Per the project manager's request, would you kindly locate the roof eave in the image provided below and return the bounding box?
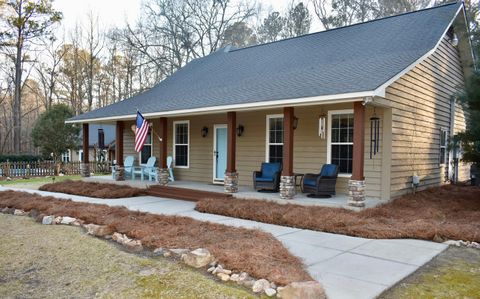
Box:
[65,90,377,124]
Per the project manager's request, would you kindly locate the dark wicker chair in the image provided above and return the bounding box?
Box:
[253,162,282,192]
[302,164,339,198]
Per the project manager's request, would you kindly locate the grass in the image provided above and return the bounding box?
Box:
[380,246,480,298]
[0,190,311,285]
[0,175,82,186]
[0,213,258,299]
[40,180,146,198]
[196,185,480,242]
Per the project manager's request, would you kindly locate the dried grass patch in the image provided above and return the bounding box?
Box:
[196,185,480,242]
[39,180,145,198]
[0,190,311,285]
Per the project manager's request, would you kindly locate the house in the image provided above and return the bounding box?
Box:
[66,2,475,206]
[61,124,116,163]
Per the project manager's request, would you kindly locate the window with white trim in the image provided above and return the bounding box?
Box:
[174,121,189,167]
[328,111,354,174]
[61,150,71,163]
[140,130,152,164]
[266,115,283,163]
[440,128,448,165]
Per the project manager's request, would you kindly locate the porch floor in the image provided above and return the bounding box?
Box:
[84,176,383,210]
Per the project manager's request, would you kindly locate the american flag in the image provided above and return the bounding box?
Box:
[134,111,149,152]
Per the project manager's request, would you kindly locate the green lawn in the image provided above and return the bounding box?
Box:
[0,214,257,299]
[380,246,480,298]
[0,175,82,187]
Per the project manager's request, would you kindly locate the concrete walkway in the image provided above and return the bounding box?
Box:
[0,186,447,299]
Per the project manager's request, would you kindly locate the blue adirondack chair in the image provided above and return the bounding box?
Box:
[111,156,134,179]
[142,156,158,182]
[167,156,174,182]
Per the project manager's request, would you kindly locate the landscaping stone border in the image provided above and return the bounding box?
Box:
[0,206,326,298]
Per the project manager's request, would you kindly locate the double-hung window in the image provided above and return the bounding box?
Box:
[140,130,152,164]
[328,110,354,174]
[439,128,448,165]
[61,150,71,163]
[174,121,189,167]
[266,115,283,163]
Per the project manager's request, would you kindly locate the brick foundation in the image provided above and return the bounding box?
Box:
[348,179,365,207]
[280,175,296,199]
[80,163,90,178]
[224,172,238,193]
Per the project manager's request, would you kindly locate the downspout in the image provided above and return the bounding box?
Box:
[448,97,457,183]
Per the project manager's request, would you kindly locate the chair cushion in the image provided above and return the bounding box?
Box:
[261,163,281,179]
[320,164,337,177]
[255,176,275,182]
[303,177,317,187]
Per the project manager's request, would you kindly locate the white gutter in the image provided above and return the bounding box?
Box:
[66,90,376,124]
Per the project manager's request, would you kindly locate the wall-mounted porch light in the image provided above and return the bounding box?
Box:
[201,126,209,137]
[293,117,299,130]
[236,125,245,137]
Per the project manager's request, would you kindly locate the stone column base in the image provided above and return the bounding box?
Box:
[80,163,90,177]
[280,175,295,199]
[348,180,365,207]
[114,167,125,181]
[158,168,169,186]
[224,172,238,193]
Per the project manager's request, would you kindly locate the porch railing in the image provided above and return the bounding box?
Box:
[0,161,112,178]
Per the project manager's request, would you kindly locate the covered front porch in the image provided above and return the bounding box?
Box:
[85,175,382,210]
[79,97,392,207]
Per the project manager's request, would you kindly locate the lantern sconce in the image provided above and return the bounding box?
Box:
[201,126,209,138]
[318,115,326,139]
[370,108,380,159]
[293,117,299,130]
[236,125,245,137]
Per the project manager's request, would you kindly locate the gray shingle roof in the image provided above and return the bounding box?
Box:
[69,2,461,122]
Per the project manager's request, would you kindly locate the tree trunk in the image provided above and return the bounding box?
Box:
[13,34,23,153]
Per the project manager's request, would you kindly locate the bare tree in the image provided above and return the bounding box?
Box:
[35,37,65,109]
[82,11,103,111]
[0,0,61,153]
[118,0,257,85]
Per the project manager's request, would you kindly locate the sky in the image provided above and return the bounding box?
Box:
[52,0,321,33]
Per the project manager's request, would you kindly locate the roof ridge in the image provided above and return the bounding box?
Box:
[230,1,461,53]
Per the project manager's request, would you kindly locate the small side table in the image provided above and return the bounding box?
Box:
[293,173,304,192]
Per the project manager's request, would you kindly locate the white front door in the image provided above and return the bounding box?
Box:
[213,125,227,182]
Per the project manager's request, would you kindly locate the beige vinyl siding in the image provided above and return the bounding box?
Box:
[386,37,467,198]
[123,121,138,163]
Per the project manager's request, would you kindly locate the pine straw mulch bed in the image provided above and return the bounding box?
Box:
[0,190,311,285]
[39,180,146,198]
[196,185,480,242]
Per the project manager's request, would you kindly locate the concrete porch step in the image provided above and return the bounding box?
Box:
[145,185,232,202]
